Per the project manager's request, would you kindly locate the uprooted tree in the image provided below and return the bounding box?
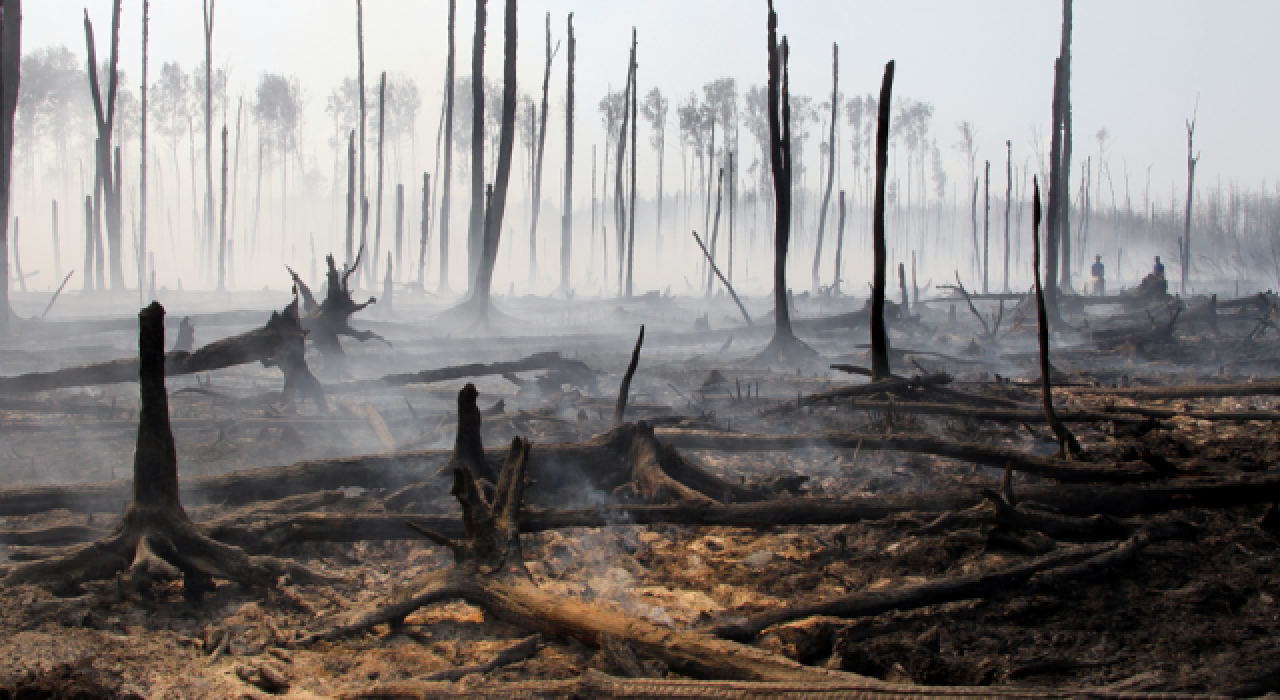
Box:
[291,250,387,370]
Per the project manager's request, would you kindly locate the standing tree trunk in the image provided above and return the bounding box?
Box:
[438,0,456,294]
[625,45,637,299]
[726,150,733,283]
[344,131,355,267]
[1044,57,1064,322]
[982,159,990,294]
[832,190,845,295]
[52,200,61,281]
[1183,105,1198,296]
[373,71,386,285]
[558,12,574,296]
[356,0,367,276]
[528,12,557,290]
[84,1,124,291]
[614,32,634,298]
[869,61,895,381]
[82,196,93,293]
[418,174,429,288]
[202,0,214,287]
[751,1,816,367]
[704,167,724,298]
[138,0,148,300]
[0,0,15,335]
[1058,0,1073,293]
[466,0,486,295]
[462,0,517,326]
[395,183,404,279]
[1003,140,1011,292]
[811,43,837,293]
[1031,178,1080,458]
[217,125,227,291]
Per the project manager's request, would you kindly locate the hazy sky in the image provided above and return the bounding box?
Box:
[22,0,1280,202]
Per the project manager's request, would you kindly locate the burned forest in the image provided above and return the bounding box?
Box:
[5,0,1280,697]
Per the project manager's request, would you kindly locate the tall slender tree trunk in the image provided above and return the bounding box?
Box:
[528,12,556,289]
[83,196,93,292]
[395,182,404,278]
[870,61,895,381]
[1058,0,1073,293]
[983,159,990,294]
[704,167,723,298]
[217,125,227,291]
[345,130,356,267]
[559,12,574,296]
[438,0,456,294]
[0,0,15,334]
[356,0,367,274]
[373,71,386,284]
[229,98,242,278]
[614,32,634,298]
[202,0,214,286]
[812,42,837,293]
[1003,140,1011,293]
[1183,107,1198,296]
[84,2,124,291]
[468,0,517,322]
[832,190,845,295]
[52,200,61,281]
[726,150,733,283]
[466,0,486,295]
[418,173,429,288]
[139,0,148,299]
[625,47,637,299]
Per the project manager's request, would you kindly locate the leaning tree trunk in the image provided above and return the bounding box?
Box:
[811,42,837,293]
[528,12,555,289]
[465,0,517,325]
[372,71,386,285]
[558,12,574,296]
[704,167,724,298]
[869,61,894,381]
[84,0,124,291]
[437,0,456,294]
[0,0,18,336]
[466,0,486,295]
[751,2,816,367]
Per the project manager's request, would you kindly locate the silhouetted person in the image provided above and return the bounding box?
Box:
[1154,256,1166,278]
[1091,255,1105,296]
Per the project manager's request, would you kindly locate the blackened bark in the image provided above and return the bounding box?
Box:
[1004,140,1011,292]
[438,0,456,294]
[466,0,486,294]
[704,167,724,298]
[202,0,214,285]
[1058,0,1073,293]
[832,190,846,295]
[1032,178,1080,457]
[869,61,895,381]
[625,47,637,299]
[345,130,355,266]
[983,159,990,294]
[528,13,556,288]
[1045,57,1063,321]
[614,31,635,297]
[0,0,17,335]
[84,1,124,290]
[559,13,575,295]
[613,326,644,425]
[418,176,429,288]
[373,71,386,284]
[356,0,367,275]
[812,43,837,293]
[217,125,227,291]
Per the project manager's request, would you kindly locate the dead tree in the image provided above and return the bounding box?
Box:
[344,130,355,264]
[982,159,990,293]
[372,71,386,284]
[138,0,148,299]
[614,31,635,297]
[356,0,367,275]
[457,0,517,327]
[0,0,17,335]
[811,42,837,293]
[217,124,227,291]
[84,1,124,290]
[625,40,638,299]
[832,190,846,295]
[613,325,644,424]
[383,252,393,315]
[1182,100,1199,296]
[559,13,575,296]
[1057,0,1073,293]
[81,195,92,293]
[528,13,558,287]
[869,61,895,380]
[466,0,486,293]
[438,0,456,294]
[1003,140,1011,292]
[3,302,326,594]
[751,2,816,367]
[1032,178,1080,458]
[693,231,751,327]
[303,251,385,366]
[201,0,215,282]
[395,182,404,277]
[417,174,429,288]
[704,167,724,298]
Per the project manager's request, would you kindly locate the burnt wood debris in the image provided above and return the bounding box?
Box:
[1,0,1279,696]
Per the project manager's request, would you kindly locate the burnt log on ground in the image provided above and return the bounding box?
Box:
[0,300,321,403]
[327,351,598,395]
[1074,381,1280,400]
[2,303,329,594]
[842,399,1165,425]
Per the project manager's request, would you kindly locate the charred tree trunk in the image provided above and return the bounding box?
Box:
[811,43,837,293]
[559,13,574,296]
[0,0,14,336]
[528,13,556,289]
[1058,0,1073,293]
[704,167,724,298]
[1044,57,1064,322]
[82,195,93,292]
[356,0,367,277]
[832,190,846,295]
[395,183,404,279]
[1183,106,1198,296]
[1003,140,1011,292]
[438,0,456,294]
[138,0,148,300]
[418,174,429,289]
[202,0,215,286]
[217,125,227,291]
[373,71,386,285]
[625,45,638,299]
[869,61,894,381]
[344,130,355,266]
[752,3,816,367]
[466,0,486,295]
[1032,178,1080,458]
[84,1,124,291]
[614,31,635,298]
[613,326,644,425]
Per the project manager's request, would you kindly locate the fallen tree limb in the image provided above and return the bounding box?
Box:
[421,635,543,681]
[656,429,1157,483]
[327,351,598,394]
[1074,381,1280,400]
[845,400,1160,426]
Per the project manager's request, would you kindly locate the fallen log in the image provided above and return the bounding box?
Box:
[845,400,1160,425]
[656,429,1157,483]
[327,351,598,394]
[1073,381,1280,400]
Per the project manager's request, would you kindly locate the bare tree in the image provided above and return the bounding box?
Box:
[418,173,429,288]
[139,0,149,300]
[217,124,226,290]
[356,0,367,274]
[832,190,845,295]
[751,1,816,367]
[84,0,124,290]
[870,61,895,381]
[558,12,575,296]
[614,31,635,297]
[0,0,15,335]
[1183,98,1199,296]
[373,71,386,284]
[1004,140,1011,292]
[811,43,837,293]
[466,0,486,294]
[1057,0,1074,293]
[983,159,990,293]
[625,39,638,299]
[201,0,215,284]
[438,0,456,294]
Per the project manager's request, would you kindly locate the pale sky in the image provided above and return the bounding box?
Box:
[24,0,1280,194]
